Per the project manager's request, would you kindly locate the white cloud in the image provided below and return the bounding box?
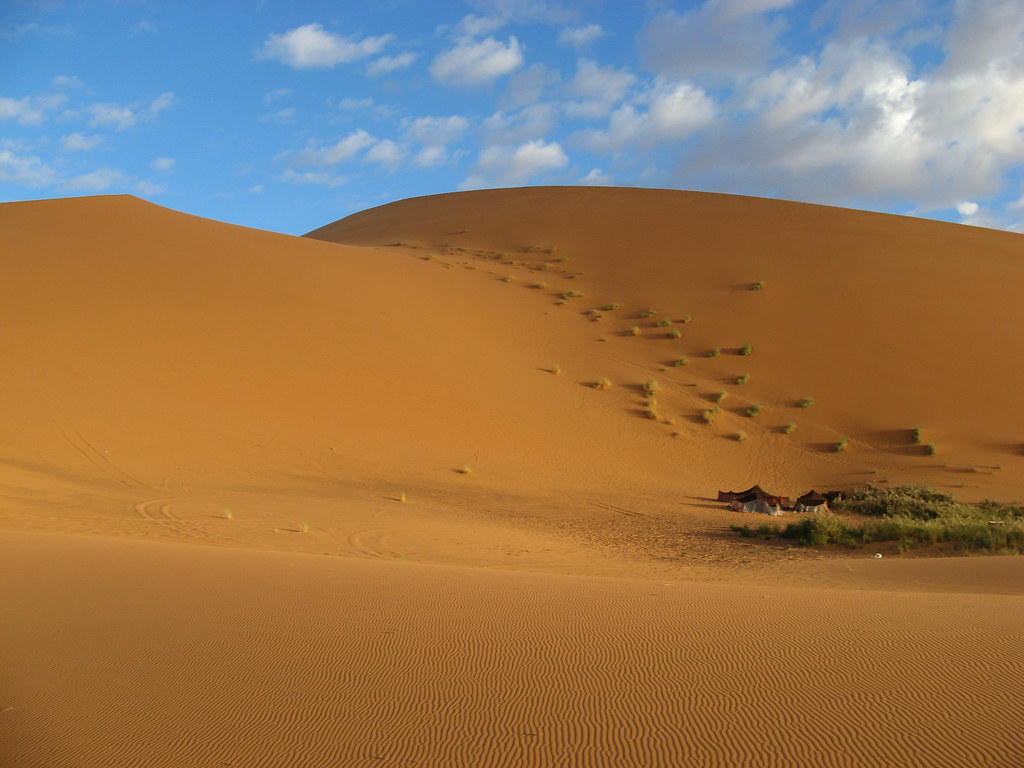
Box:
[0,143,56,187]
[135,180,165,196]
[483,103,558,145]
[579,167,613,185]
[956,201,979,216]
[558,24,604,47]
[366,52,417,76]
[63,168,127,192]
[0,94,65,125]
[405,115,470,167]
[575,80,716,152]
[291,130,378,166]
[405,115,470,146]
[452,14,506,37]
[431,36,524,86]
[262,108,297,124]
[51,74,85,90]
[281,168,347,187]
[564,58,636,118]
[151,157,175,171]
[60,133,102,151]
[364,139,405,166]
[87,92,174,131]
[641,2,789,80]
[259,23,393,69]
[463,138,568,187]
[263,89,292,105]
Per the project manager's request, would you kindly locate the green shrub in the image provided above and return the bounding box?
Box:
[925,441,937,456]
[783,421,796,434]
[735,373,749,385]
[750,281,765,291]
[911,425,922,443]
[672,357,688,367]
[739,343,753,356]
[707,346,721,357]
[834,437,848,452]
[702,407,720,425]
[797,397,814,408]
[593,377,613,390]
[643,378,659,397]
[746,402,762,417]
[668,328,682,339]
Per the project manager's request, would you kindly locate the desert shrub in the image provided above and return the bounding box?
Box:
[602,302,621,311]
[797,397,814,408]
[707,346,721,357]
[735,373,749,385]
[640,308,658,318]
[668,328,682,339]
[593,377,613,390]
[744,485,1024,553]
[783,421,796,434]
[550,365,562,375]
[715,389,727,403]
[658,318,673,327]
[750,281,765,291]
[702,407,720,425]
[561,290,583,299]
[834,485,963,520]
[644,378,659,397]
[681,314,692,323]
[925,441,937,456]
[735,430,747,442]
[834,437,848,452]
[672,357,688,367]
[746,402,762,417]
[739,343,753,356]
[911,425,922,443]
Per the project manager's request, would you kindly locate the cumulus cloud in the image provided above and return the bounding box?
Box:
[60,133,102,151]
[260,23,393,69]
[558,24,604,47]
[431,36,524,86]
[564,58,636,118]
[405,115,470,167]
[364,139,405,166]
[641,1,790,80]
[956,201,979,216]
[0,94,66,125]
[0,142,56,187]
[88,92,174,131]
[462,138,568,187]
[151,157,175,171]
[366,52,416,76]
[483,103,559,145]
[290,130,378,166]
[574,80,717,151]
[63,168,127,192]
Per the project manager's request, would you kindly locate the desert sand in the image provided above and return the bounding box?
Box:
[1,188,1022,766]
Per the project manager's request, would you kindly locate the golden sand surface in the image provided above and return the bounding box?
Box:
[2,190,1023,766]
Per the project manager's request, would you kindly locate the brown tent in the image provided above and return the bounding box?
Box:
[795,490,829,513]
[719,485,786,508]
[723,486,786,515]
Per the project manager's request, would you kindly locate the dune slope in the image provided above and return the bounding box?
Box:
[310,186,1024,502]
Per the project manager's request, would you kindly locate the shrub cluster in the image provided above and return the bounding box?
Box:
[735,485,1024,554]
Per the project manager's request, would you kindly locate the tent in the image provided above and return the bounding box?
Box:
[725,487,785,515]
[795,490,829,513]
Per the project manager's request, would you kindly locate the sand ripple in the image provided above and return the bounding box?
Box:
[2,534,1023,767]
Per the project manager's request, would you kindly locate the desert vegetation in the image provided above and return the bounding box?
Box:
[734,486,1024,553]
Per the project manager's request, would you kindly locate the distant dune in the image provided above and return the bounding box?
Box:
[2,189,1023,767]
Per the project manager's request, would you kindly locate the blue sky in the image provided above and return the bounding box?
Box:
[2,0,1022,235]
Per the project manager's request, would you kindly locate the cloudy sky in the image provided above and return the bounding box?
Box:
[2,0,1023,234]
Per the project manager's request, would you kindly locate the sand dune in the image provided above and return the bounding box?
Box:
[3,533,1023,768]
[2,189,1023,767]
